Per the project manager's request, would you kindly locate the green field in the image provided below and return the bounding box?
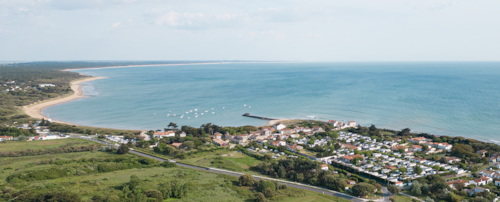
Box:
[179,150,262,172]
[0,138,99,152]
[0,151,120,181]
[395,194,418,202]
[0,149,350,202]
[298,149,318,157]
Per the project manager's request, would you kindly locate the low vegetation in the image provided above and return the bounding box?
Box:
[0,139,352,201]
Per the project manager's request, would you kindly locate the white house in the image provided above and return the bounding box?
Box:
[274,123,286,131]
[469,177,492,186]
[0,136,13,141]
[348,121,357,127]
[409,145,423,152]
[270,141,287,147]
[153,131,175,139]
[39,84,56,87]
[39,135,62,140]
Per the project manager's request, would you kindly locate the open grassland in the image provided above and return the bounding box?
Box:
[0,150,350,202]
[8,166,350,202]
[395,194,417,202]
[179,150,262,172]
[298,149,318,157]
[0,138,99,152]
[0,151,118,181]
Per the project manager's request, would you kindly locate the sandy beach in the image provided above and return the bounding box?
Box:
[23,76,107,125]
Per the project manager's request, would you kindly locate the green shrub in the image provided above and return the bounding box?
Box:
[160,161,177,168]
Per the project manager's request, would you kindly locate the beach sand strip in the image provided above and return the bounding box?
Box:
[23,77,107,125]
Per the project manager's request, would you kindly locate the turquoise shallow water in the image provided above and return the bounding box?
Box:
[43,62,500,142]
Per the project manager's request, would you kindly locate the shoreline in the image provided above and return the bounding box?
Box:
[23,77,107,125]
[22,62,490,144]
[24,61,287,129]
[62,61,291,71]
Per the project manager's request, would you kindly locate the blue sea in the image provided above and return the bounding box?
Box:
[43,62,500,142]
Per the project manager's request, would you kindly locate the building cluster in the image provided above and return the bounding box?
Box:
[217,122,335,146]
[444,169,500,196]
[106,135,131,144]
[1,81,56,92]
[17,121,53,135]
[39,84,56,87]
[27,134,69,141]
[322,131,467,186]
[327,120,357,130]
[0,120,68,141]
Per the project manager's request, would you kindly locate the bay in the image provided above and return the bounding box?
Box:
[43,62,500,142]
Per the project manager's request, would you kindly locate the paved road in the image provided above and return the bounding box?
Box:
[76,136,367,202]
[380,187,390,202]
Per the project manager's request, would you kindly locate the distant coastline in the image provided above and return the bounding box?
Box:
[62,61,290,71]
[23,76,107,125]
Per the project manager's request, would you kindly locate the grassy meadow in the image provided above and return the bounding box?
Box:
[0,138,99,152]
[179,150,262,172]
[0,139,350,202]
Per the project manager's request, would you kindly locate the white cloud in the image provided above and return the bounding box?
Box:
[152,10,243,30]
[306,33,321,38]
[250,7,312,23]
[112,22,121,28]
[18,8,29,12]
[259,30,285,39]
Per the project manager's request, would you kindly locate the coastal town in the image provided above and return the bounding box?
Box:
[95,119,499,200]
[3,114,500,201]
[0,76,498,201]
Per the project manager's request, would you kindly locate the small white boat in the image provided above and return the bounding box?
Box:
[194,109,198,111]
[223,107,225,109]
[249,106,251,108]
[188,117,190,119]
[186,112,189,114]
[244,104,246,106]
[190,110,192,112]
[195,115,198,118]
[201,113,204,115]
[212,112,215,114]
[154,113,156,115]
[173,114,176,116]
[211,108,214,110]
[205,111,208,113]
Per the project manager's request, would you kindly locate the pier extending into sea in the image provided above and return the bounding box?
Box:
[242,113,276,121]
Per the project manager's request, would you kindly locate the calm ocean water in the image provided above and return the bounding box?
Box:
[43,62,500,142]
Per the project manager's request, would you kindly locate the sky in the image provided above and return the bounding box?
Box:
[0,0,499,61]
